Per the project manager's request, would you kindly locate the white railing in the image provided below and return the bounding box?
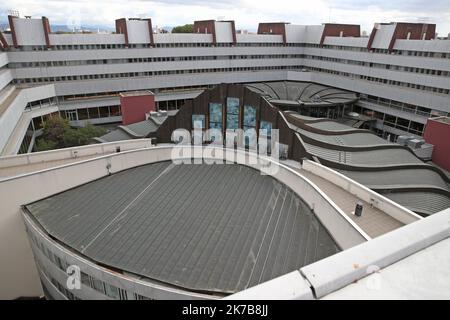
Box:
[0,139,153,170]
[302,160,422,224]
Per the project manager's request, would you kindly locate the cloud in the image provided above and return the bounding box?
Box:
[0,0,449,35]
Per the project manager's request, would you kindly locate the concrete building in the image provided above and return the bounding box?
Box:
[423,116,450,171]
[0,82,449,300]
[0,16,449,156]
[0,15,449,300]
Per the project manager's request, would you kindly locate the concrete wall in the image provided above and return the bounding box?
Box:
[227,208,450,300]
[0,139,152,169]
[215,22,233,43]
[300,208,450,298]
[12,18,46,46]
[120,92,155,125]
[423,117,450,171]
[0,84,56,154]
[0,139,154,299]
[126,20,151,44]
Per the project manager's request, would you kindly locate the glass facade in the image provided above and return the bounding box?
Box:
[209,103,222,129]
[192,114,205,129]
[260,120,273,137]
[226,97,240,130]
[243,105,257,129]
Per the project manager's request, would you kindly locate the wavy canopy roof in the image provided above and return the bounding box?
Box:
[246,81,359,107]
[284,111,450,215]
[25,161,339,295]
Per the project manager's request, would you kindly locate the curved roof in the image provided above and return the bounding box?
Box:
[338,168,450,190]
[294,126,389,147]
[246,81,358,107]
[25,161,339,295]
[383,192,450,216]
[302,142,421,166]
[285,112,450,215]
[94,110,178,143]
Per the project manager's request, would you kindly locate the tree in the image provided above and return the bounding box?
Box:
[171,24,194,33]
[34,117,107,152]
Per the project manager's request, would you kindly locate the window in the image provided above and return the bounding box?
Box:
[134,293,152,300]
[81,272,91,287]
[209,103,222,129]
[99,106,110,118]
[104,283,122,300]
[91,278,106,294]
[226,97,240,130]
[260,121,273,137]
[243,105,257,130]
[192,115,205,129]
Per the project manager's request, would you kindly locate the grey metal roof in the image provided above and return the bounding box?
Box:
[307,121,361,131]
[126,120,159,136]
[25,161,340,294]
[245,81,358,106]
[97,118,161,143]
[338,168,450,191]
[289,114,324,121]
[303,142,421,166]
[98,129,134,142]
[294,126,387,146]
[382,192,450,216]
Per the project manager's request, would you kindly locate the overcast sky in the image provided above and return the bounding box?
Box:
[1,0,450,36]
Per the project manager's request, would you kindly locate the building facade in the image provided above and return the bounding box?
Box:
[0,17,449,155]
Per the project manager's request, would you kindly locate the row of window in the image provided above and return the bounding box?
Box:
[13,65,305,84]
[61,105,121,121]
[307,66,450,95]
[57,85,211,103]
[360,95,449,118]
[8,54,303,69]
[321,44,450,59]
[10,41,450,58]
[305,54,450,79]
[26,227,153,300]
[10,42,299,52]
[35,258,80,300]
[352,105,426,136]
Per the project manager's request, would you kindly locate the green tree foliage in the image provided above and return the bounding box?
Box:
[34,117,107,152]
[171,24,194,33]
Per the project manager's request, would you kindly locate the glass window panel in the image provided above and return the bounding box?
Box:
[209,103,222,129]
[88,107,100,119]
[77,108,88,120]
[243,105,256,127]
[226,97,240,115]
[244,128,257,149]
[92,278,105,293]
[192,115,205,129]
[210,122,222,129]
[99,106,109,118]
[260,121,272,136]
[104,283,121,299]
[226,114,239,129]
[81,272,91,287]
[109,105,121,116]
